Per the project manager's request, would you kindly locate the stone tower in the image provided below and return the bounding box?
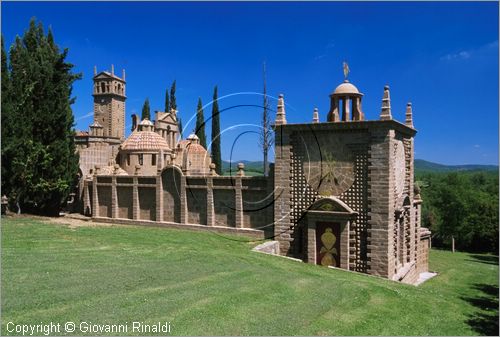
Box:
[92,65,126,140]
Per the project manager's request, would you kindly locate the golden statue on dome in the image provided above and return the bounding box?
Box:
[343,61,350,81]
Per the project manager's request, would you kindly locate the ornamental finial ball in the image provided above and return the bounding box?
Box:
[384,85,390,90]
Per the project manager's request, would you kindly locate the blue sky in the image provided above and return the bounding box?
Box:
[2,1,499,164]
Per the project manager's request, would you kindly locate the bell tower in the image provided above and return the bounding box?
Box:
[92,65,126,140]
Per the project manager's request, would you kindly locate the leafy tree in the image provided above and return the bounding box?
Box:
[418,170,499,254]
[170,80,177,112]
[141,98,150,120]
[164,87,170,112]
[211,86,222,174]
[195,97,207,148]
[2,18,81,215]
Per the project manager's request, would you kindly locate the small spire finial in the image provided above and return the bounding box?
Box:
[380,85,392,121]
[93,65,97,76]
[405,102,414,128]
[275,94,287,125]
[343,61,350,81]
[111,64,114,75]
[312,107,319,123]
[122,69,126,81]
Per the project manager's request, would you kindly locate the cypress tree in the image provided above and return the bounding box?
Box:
[141,98,151,120]
[1,34,12,196]
[3,18,81,215]
[195,97,207,149]
[170,80,177,111]
[178,117,183,139]
[211,86,222,174]
[164,87,170,112]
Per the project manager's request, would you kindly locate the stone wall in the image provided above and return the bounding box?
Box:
[84,166,274,234]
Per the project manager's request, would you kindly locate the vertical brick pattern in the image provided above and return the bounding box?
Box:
[340,146,369,272]
[367,128,394,278]
[235,176,243,228]
[273,127,293,255]
[206,177,215,226]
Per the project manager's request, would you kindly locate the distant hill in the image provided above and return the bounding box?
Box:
[222,160,266,174]
[221,159,498,175]
[415,159,498,173]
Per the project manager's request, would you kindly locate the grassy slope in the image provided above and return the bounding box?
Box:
[2,217,498,336]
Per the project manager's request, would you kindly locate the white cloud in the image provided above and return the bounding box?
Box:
[474,144,481,148]
[440,40,498,61]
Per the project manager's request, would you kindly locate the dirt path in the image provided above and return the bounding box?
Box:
[5,213,115,229]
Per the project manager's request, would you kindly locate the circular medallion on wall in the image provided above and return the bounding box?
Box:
[394,140,406,200]
[305,138,355,197]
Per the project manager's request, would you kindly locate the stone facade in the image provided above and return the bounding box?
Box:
[76,66,430,284]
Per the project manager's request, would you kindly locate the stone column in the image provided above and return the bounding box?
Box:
[156,173,163,222]
[206,175,215,226]
[180,175,188,224]
[342,97,350,121]
[235,163,244,228]
[111,176,118,218]
[367,127,395,278]
[273,127,292,255]
[132,176,139,220]
[92,174,99,218]
[83,181,91,216]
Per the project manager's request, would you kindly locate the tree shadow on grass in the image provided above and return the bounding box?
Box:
[462,283,499,336]
[467,254,499,266]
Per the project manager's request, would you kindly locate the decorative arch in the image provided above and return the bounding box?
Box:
[161,165,183,223]
[310,196,356,215]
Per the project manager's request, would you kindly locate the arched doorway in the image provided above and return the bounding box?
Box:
[304,197,358,269]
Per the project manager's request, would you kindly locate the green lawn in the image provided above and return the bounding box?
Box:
[1,217,498,336]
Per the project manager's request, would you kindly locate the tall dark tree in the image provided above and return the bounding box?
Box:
[164,87,170,112]
[169,80,177,112]
[195,97,207,148]
[211,86,222,174]
[2,18,81,215]
[178,117,183,139]
[259,61,273,176]
[141,98,151,120]
[1,34,12,196]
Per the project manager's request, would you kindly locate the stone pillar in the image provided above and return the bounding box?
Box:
[132,176,139,220]
[367,127,395,278]
[327,96,340,122]
[83,181,91,216]
[235,163,244,228]
[342,97,350,121]
[180,175,188,224]
[206,171,215,226]
[156,173,163,222]
[273,126,292,255]
[111,175,118,218]
[92,175,99,218]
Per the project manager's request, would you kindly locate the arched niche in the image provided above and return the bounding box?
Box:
[303,197,358,269]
